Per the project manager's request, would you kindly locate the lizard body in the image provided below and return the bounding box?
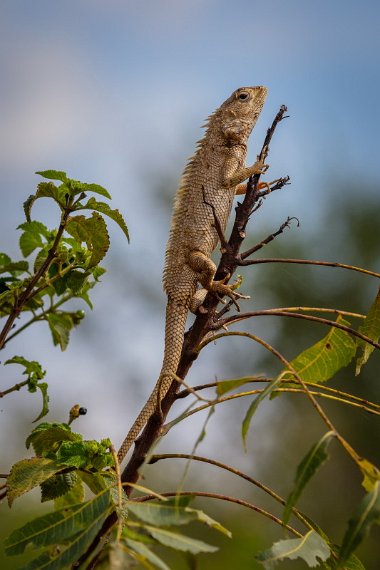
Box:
[118,86,268,461]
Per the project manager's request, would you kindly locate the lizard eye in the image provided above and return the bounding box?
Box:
[238,92,249,101]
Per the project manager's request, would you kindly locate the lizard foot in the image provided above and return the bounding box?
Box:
[209,276,250,311]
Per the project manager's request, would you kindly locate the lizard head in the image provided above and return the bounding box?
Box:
[218,86,268,144]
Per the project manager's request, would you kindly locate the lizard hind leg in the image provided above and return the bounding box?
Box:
[188,250,249,311]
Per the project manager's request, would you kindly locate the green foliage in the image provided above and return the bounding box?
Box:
[7,457,63,506]
[283,316,357,383]
[283,431,335,525]
[5,489,113,569]
[5,356,49,420]
[1,167,379,569]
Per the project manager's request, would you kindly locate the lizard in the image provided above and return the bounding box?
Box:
[118,86,268,462]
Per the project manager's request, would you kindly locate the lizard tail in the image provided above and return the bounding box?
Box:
[117,299,188,463]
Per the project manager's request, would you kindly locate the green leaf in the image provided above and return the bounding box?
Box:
[73,182,111,200]
[255,530,330,569]
[127,502,230,537]
[26,422,82,456]
[242,375,282,447]
[66,269,89,293]
[47,312,74,350]
[283,316,356,383]
[126,538,170,570]
[36,170,68,183]
[356,287,380,375]
[216,376,263,397]
[66,213,110,268]
[19,230,44,257]
[0,260,29,274]
[56,440,113,470]
[7,457,62,506]
[41,472,78,502]
[338,481,380,567]
[283,431,335,525]
[54,476,85,510]
[5,356,46,381]
[145,525,218,554]
[18,221,51,238]
[31,382,50,422]
[5,489,112,562]
[80,197,129,241]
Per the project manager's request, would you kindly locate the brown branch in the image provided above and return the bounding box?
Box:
[0,379,29,398]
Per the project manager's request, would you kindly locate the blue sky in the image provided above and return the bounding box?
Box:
[1,1,379,460]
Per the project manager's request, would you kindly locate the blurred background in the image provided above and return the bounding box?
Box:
[0,1,379,568]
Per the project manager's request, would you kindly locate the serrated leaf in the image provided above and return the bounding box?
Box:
[5,489,111,561]
[7,457,62,506]
[56,439,113,470]
[26,422,82,456]
[47,312,74,350]
[36,170,68,182]
[66,213,110,268]
[145,525,218,554]
[283,316,356,383]
[5,356,46,381]
[54,476,85,510]
[216,376,263,397]
[18,220,50,238]
[19,230,44,257]
[283,431,335,525]
[242,375,282,446]
[41,472,78,502]
[127,502,230,537]
[255,530,330,569]
[356,287,380,375]
[338,481,380,567]
[126,538,170,570]
[80,198,129,241]
[357,458,380,492]
[78,470,107,495]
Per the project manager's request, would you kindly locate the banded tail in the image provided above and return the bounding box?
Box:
[117,299,188,462]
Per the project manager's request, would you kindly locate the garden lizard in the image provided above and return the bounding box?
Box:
[118,86,268,461]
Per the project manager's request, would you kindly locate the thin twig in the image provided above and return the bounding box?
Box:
[149,453,315,530]
[239,257,380,278]
[216,310,380,350]
[0,379,29,398]
[241,216,298,258]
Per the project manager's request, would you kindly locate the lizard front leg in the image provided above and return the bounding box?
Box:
[224,159,268,188]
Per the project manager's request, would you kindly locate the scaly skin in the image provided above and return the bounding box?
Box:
[118,86,268,462]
